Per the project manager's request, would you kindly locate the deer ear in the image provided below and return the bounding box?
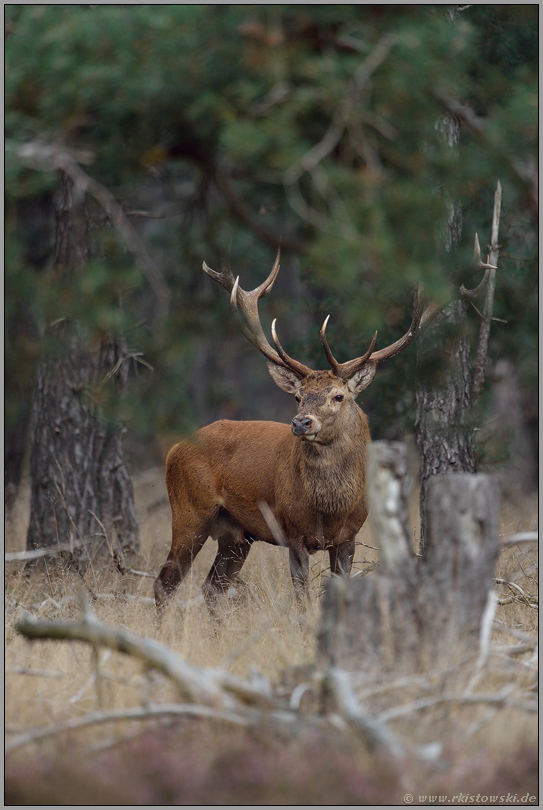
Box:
[347,362,377,393]
[266,362,302,394]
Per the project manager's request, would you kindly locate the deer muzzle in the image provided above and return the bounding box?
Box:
[291,415,318,438]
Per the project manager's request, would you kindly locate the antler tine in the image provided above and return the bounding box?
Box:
[226,276,285,367]
[202,248,281,300]
[320,315,340,377]
[335,331,378,380]
[202,260,237,292]
[204,250,312,377]
[367,287,437,365]
[256,247,281,299]
[335,287,438,379]
[367,291,423,366]
[229,276,262,350]
[271,320,313,378]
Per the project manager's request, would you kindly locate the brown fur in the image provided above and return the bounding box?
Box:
[154,370,371,612]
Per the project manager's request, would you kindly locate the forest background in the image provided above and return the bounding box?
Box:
[4,5,538,804]
[5,4,538,508]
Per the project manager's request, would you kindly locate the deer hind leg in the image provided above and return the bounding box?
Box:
[154,510,213,613]
[329,538,355,577]
[202,532,253,617]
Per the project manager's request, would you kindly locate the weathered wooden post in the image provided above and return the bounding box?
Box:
[317,441,500,674]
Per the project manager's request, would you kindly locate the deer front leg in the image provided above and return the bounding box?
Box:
[329,538,355,577]
[289,542,310,602]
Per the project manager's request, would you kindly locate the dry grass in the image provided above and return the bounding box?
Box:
[5,468,538,805]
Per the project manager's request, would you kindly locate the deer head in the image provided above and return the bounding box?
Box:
[203,250,436,444]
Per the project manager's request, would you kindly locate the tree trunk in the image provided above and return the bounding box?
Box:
[26,174,139,567]
[415,300,476,550]
[414,103,478,551]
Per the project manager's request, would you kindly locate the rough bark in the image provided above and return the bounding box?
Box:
[415,300,476,550]
[26,174,139,566]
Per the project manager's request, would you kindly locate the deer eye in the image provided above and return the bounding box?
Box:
[295,394,301,403]
[334,394,344,402]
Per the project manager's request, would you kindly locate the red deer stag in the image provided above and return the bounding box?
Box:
[154,252,433,613]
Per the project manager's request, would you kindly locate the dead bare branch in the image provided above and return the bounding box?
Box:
[15,612,275,710]
[125,568,156,579]
[69,650,112,705]
[492,642,538,657]
[499,531,538,548]
[472,181,502,403]
[490,620,538,657]
[5,541,86,562]
[6,666,64,679]
[493,621,538,645]
[378,686,537,724]
[5,703,256,754]
[467,588,498,690]
[354,673,438,701]
[320,667,405,758]
[459,232,498,302]
[283,33,397,237]
[214,164,303,254]
[495,578,537,606]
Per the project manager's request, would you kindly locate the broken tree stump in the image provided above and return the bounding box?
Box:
[318,441,500,674]
[418,472,500,656]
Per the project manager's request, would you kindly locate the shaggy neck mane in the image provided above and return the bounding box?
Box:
[297,406,367,514]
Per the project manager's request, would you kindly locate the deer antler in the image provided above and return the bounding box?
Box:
[202,249,312,378]
[319,316,377,379]
[204,253,438,383]
[320,288,439,381]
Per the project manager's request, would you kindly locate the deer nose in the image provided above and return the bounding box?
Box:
[291,415,314,436]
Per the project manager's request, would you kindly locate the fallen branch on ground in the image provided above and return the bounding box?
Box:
[16,611,272,710]
[5,666,64,679]
[499,531,538,548]
[495,578,537,607]
[320,667,405,758]
[14,600,403,758]
[377,687,537,723]
[5,703,257,754]
[5,541,86,562]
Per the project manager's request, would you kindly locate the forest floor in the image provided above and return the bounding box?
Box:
[4,467,538,805]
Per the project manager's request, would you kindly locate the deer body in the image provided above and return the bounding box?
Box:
[154,252,432,613]
[168,418,368,546]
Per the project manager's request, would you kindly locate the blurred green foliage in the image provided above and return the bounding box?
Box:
[5,4,538,447]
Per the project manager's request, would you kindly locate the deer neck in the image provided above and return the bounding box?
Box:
[297,407,368,514]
